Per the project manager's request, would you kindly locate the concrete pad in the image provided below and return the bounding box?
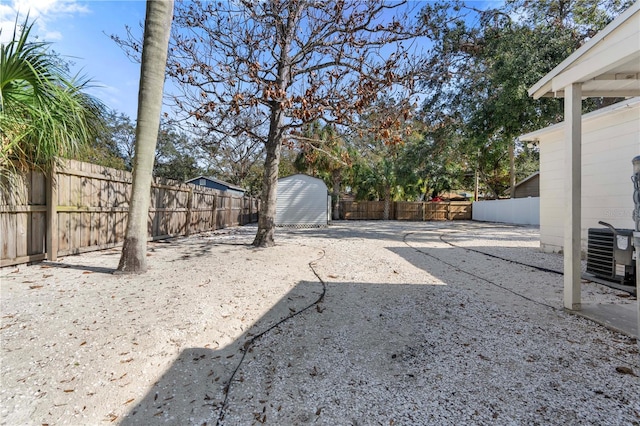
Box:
[575,301,638,338]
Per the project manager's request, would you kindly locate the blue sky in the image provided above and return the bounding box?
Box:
[1,0,148,118]
[1,0,502,121]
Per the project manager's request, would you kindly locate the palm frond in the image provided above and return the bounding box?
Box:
[1,14,106,175]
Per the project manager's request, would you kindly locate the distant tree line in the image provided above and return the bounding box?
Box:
[76,110,265,196]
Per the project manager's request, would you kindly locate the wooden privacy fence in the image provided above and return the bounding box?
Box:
[340,200,390,220]
[0,159,259,267]
[340,200,472,221]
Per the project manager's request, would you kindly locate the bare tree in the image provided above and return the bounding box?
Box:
[117,0,174,273]
[197,111,266,193]
[117,0,427,246]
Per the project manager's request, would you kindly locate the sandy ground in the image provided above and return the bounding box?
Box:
[1,221,638,425]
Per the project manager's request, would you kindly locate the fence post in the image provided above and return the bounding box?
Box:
[185,186,193,237]
[212,194,217,230]
[447,202,452,220]
[253,196,257,222]
[46,163,58,261]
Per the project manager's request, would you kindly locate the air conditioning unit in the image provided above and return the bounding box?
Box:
[586,221,636,286]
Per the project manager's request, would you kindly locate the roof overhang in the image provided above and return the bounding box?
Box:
[518,96,640,141]
[528,2,640,99]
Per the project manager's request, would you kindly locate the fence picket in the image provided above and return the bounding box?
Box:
[1,158,260,267]
[340,200,471,221]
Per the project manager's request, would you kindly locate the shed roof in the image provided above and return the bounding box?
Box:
[528,1,640,99]
[278,173,327,185]
[186,176,246,192]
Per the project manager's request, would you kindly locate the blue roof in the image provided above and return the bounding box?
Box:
[186,176,246,193]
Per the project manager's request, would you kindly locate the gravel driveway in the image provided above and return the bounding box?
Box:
[1,221,638,425]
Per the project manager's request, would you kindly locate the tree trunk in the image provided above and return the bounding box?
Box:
[509,140,516,198]
[117,0,174,274]
[252,123,283,247]
[252,5,297,247]
[474,148,480,201]
[331,168,341,220]
[383,184,391,220]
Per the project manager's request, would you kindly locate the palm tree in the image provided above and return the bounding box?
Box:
[1,16,104,175]
[117,0,174,274]
[293,122,350,220]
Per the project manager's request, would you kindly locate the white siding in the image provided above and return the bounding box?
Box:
[276,174,329,226]
[535,102,640,253]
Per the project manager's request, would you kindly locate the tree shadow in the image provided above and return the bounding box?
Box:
[120,224,545,424]
[39,261,118,274]
[120,279,327,425]
[144,226,258,261]
[277,220,452,242]
[119,243,638,425]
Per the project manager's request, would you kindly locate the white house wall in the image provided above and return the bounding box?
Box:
[537,102,640,253]
[276,174,329,226]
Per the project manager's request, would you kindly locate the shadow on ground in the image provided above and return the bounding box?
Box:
[39,261,118,274]
[119,280,327,425]
[119,265,458,426]
[121,243,639,425]
[282,220,538,243]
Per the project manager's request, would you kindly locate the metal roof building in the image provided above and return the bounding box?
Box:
[276,174,330,227]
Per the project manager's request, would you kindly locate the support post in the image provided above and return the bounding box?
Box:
[563,83,582,310]
[46,163,58,261]
[631,156,640,341]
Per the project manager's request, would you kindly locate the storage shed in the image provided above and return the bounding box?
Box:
[276,174,330,227]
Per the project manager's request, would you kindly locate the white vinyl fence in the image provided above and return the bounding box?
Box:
[472,197,540,225]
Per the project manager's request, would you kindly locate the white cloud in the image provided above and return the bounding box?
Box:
[44,29,62,40]
[0,0,89,43]
[0,4,14,17]
[10,0,89,18]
